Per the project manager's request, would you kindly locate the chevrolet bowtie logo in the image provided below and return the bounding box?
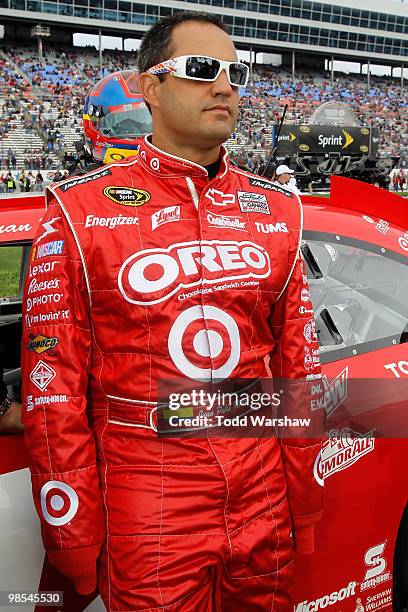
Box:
[205,189,236,206]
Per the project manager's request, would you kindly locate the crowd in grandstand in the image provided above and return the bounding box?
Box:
[0,41,407,188]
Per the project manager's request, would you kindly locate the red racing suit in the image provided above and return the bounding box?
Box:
[22,137,323,611]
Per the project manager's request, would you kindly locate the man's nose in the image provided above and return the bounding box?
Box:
[211,69,234,95]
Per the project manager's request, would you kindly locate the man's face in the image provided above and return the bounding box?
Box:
[278,173,291,184]
[147,21,240,150]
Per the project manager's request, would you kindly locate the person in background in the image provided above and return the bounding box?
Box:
[5,172,16,193]
[274,164,295,188]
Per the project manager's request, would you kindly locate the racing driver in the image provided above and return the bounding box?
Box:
[22,12,323,611]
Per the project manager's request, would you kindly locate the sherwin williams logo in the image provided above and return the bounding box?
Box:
[104,186,151,206]
[118,240,271,305]
[28,334,58,354]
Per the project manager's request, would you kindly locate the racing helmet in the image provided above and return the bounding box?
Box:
[83,70,152,163]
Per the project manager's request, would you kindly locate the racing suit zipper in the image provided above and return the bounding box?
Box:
[185,177,199,210]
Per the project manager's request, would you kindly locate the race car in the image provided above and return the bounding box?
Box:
[0,177,407,611]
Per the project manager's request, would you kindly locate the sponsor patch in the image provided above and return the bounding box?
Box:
[33,240,64,260]
[118,240,271,306]
[29,260,60,278]
[25,309,70,328]
[313,426,374,486]
[59,167,112,192]
[35,217,60,245]
[303,319,317,343]
[30,360,56,392]
[152,205,181,230]
[237,191,270,214]
[304,346,314,372]
[255,221,288,233]
[301,288,310,302]
[103,186,151,206]
[295,581,357,611]
[85,214,139,229]
[27,394,68,411]
[361,542,391,592]
[28,276,61,295]
[28,334,59,354]
[27,293,63,312]
[207,212,246,232]
[249,177,294,198]
[205,189,236,207]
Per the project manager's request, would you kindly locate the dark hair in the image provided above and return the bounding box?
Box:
[137,12,230,75]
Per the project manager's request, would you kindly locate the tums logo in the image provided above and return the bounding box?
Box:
[314,427,374,486]
[207,212,246,232]
[118,240,270,306]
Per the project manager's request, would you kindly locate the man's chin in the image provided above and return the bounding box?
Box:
[200,122,234,146]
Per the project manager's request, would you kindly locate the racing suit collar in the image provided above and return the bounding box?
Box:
[138,135,230,179]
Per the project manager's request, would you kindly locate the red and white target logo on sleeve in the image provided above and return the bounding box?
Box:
[40,481,79,526]
[168,305,240,380]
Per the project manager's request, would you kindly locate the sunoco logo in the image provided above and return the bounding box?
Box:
[28,334,58,354]
[314,427,375,486]
[294,581,357,611]
[104,186,151,206]
[118,240,270,306]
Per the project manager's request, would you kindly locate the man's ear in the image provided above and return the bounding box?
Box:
[139,73,160,110]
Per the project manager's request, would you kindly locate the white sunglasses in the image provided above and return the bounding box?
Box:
[146,55,249,88]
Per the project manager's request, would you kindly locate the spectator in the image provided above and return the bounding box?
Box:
[5,172,16,193]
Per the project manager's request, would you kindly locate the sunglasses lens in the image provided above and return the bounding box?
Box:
[229,63,249,86]
[185,56,220,80]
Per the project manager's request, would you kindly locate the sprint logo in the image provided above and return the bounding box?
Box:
[342,130,354,149]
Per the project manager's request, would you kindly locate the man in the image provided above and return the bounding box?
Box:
[22,13,323,611]
[274,164,300,193]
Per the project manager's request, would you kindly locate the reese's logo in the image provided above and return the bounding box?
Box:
[103,186,151,206]
[28,334,59,354]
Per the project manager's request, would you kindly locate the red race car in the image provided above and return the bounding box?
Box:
[0,178,407,611]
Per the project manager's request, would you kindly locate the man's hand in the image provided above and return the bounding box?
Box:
[48,545,101,595]
[0,402,24,434]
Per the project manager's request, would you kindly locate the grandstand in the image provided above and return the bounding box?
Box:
[0,0,407,191]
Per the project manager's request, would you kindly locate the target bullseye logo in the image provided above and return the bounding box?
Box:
[398,234,408,252]
[40,481,79,526]
[168,305,240,379]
